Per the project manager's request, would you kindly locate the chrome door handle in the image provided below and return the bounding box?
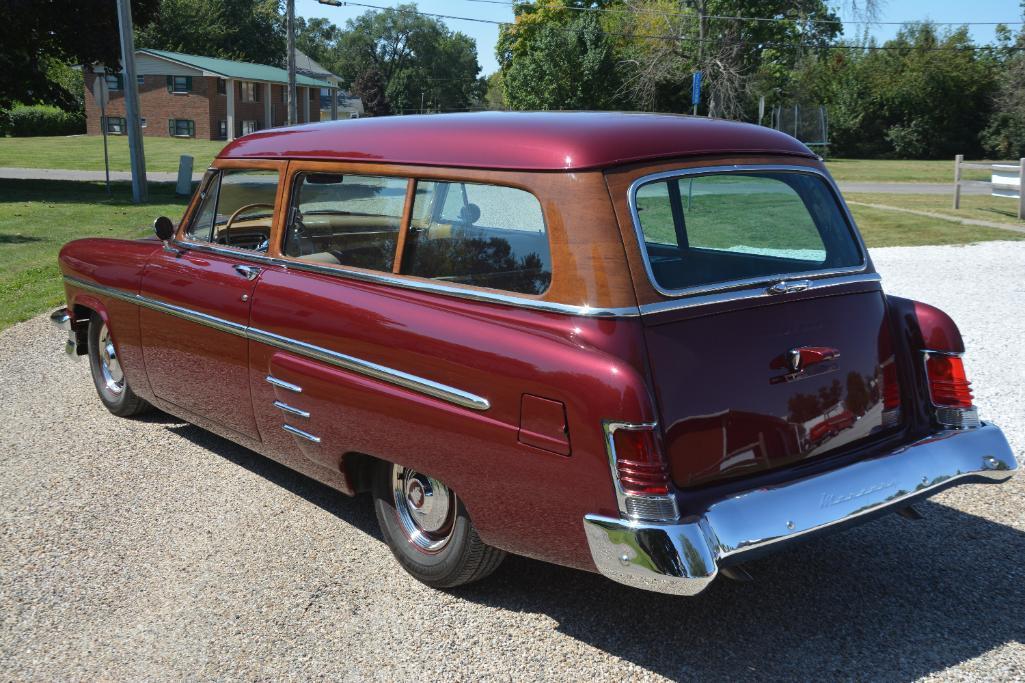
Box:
[233,264,262,281]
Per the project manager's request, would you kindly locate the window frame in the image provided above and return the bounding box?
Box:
[177,161,288,253]
[168,118,195,138]
[273,162,553,299]
[167,75,192,94]
[627,164,868,299]
[104,116,127,135]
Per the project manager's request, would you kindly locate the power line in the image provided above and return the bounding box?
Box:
[455,0,1025,27]
[322,1,1025,51]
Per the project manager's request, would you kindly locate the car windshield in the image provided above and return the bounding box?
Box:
[632,170,864,294]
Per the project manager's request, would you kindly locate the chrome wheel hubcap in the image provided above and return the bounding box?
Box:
[392,465,456,553]
[98,323,124,395]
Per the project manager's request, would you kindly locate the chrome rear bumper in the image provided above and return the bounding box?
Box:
[584,423,1017,596]
[50,307,77,356]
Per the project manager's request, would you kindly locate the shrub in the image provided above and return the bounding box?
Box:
[7,104,85,137]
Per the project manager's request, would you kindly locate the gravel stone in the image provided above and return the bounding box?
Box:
[1,240,1023,680]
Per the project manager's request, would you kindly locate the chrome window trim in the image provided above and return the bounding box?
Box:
[637,272,882,316]
[64,276,490,412]
[627,164,872,299]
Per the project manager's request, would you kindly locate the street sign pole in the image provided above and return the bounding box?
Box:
[116,0,147,203]
[93,76,111,196]
[691,71,702,116]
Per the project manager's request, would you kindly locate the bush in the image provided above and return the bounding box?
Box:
[7,104,85,137]
[980,112,1025,160]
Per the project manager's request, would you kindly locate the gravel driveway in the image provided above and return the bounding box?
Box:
[2,241,1023,681]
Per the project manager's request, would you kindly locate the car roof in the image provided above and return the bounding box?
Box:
[216,111,816,171]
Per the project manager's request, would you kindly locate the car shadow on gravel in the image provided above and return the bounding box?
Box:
[455,498,1025,681]
[150,417,1023,680]
[161,419,382,540]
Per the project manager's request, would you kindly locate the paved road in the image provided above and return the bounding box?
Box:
[1,242,1023,680]
[0,167,991,196]
[0,167,204,183]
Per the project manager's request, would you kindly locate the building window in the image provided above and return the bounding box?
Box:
[140,118,147,128]
[166,75,192,94]
[217,79,226,95]
[137,75,145,86]
[104,74,123,91]
[104,117,126,134]
[218,120,227,139]
[242,120,258,135]
[168,119,195,138]
[241,81,259,103]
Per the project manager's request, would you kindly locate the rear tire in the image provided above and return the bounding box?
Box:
[87,313,152,417]
[373,461,505,588]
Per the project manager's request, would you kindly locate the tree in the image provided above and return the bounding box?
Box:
[295,16,340,69]
[981,15,1025,158]
[328,4,484,113]
[0,0,159,113]
[502,10,622,110]
[136,0,286,67]
[351,67,391,116]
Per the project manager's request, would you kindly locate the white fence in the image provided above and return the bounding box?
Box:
[953,155,1025,220]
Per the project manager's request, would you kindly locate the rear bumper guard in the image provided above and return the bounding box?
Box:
[584,423,1017,596]
[50,307,77,357]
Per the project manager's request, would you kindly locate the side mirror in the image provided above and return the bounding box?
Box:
[154,216,175,242]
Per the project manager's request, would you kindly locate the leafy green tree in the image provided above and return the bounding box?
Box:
[502,11,622,110]
[136,0,286,67]
[329,4,484,113]
[981,14,1025,158]
[0,0,159,114]
[351,67,391,117]
[295,16,340,69]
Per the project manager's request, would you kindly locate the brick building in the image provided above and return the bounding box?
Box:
[83,49,336,141]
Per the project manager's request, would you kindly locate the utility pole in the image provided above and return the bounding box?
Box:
[116,0,147,202]
[286,0,297,125]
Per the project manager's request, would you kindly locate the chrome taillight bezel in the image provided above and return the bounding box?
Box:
[922,350,980,429]
[602,420,680,522]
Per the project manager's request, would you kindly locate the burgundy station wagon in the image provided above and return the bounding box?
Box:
[53,112,1018,595]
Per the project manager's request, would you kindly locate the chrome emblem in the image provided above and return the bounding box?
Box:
[787,348,802,372]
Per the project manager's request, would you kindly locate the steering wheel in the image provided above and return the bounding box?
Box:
[224,203,275,231]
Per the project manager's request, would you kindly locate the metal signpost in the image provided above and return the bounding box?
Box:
[92,76,111,196]
[691,71,702,116]
[116,0,147,203]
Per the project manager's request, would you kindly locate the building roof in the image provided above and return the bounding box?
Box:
[217,111,815,171]
[140,49,333,89]
[295,50,338,82]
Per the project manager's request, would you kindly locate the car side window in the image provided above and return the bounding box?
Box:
[283,173,408,272]
[185,169,279,251]
[401,181,551,295]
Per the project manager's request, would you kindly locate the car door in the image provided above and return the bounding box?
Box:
[139,162,286,441]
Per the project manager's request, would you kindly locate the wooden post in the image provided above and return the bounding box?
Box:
[953,154,963,210]
[1018,157,1025,221]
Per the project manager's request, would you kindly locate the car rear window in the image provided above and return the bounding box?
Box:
[632,171,863,294]
[401,181,552,295]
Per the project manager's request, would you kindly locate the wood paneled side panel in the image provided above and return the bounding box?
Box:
[603,155,829,306]
[254,160,638,311]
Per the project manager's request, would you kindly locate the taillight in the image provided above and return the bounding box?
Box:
[924,352,980,428]
[603,422,679,522]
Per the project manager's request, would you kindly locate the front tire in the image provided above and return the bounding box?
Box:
[87,313,151,417]
[373,461,505,589]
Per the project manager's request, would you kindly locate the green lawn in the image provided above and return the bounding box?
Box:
[825,158,994,184]
[0,179,188,329]
[845,192,1025,228]
[0,135,225,173]
[847,201,1023,247]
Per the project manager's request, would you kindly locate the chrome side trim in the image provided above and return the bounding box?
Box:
[584,423,1018,596]
[282,424,321,443]
[65,276,248,338]
[637,272,882,316]
[170,238,640,319]
[273,400,310,418]
[626,164,873,300]
[63,276,489,412]
[248,327,491,411]
[266,376,303,393]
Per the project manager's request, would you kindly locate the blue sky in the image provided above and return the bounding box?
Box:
[296,0,1024,77]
